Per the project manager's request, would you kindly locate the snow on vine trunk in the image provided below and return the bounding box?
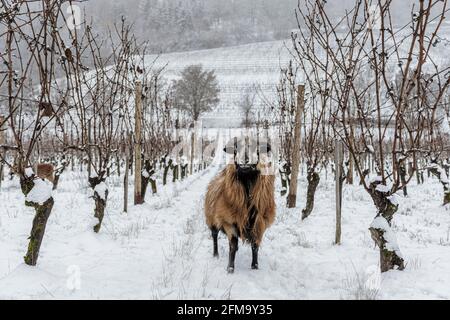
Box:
[20,172,55,266]
[89,176,109,233]
[26,179,53,205]
[367,179,405,273]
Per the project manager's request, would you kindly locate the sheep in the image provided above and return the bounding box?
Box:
[204,137,275,273]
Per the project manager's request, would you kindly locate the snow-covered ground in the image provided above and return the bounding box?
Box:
[1,159,450,300]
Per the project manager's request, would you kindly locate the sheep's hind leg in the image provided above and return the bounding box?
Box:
[211,227,219,257]
[251,242,259,270]
[227,236,238,273]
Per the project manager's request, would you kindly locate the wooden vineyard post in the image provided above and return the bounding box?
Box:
[346,103,354,185]
[287,84,305,208]
[134,81,144,205]
[124,152,129,213]
[0,116,4,189]
[190,130,195,175]
[87,118,92,178]
[70,123,74,171]
[335,140,344,245]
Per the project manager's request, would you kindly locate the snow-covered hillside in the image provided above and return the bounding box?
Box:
[145,40,293,127]
[1,152,450,299]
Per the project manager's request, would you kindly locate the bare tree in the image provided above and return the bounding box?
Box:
[173,64,220,122]
[239,89,256,128]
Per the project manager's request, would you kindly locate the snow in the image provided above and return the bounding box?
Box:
[25,179,53,205]
[371,176,383,183]
[370,216,403,259]
[429,163,449,184]
[375,184,391,193]
[25,167,34,178]
[142,169,150,178]
[94,182,108,201]
[2,161,450,299]
[387,194,399,206]
[365,175,382,186]
[441,119,450,135]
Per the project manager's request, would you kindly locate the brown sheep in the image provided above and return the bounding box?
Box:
[204,137,275,273]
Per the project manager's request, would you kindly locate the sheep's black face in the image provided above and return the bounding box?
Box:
[237,163,257,173]
[223,138,271,174]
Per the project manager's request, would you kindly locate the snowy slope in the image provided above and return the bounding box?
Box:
[144,40,293,127]
[143,30,450,128]
[1,153,450,299]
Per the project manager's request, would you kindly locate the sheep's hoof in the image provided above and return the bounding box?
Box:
[213,252,219,258]
[227,266,234,274]
[251,264,259,270]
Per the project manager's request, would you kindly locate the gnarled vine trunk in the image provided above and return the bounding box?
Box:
[172,164,179,183]
[21,176,54,266]
[141,160,157,202]
[181,164,188,179]
[150,179,157,194]
[429,163,450,205]
[367,181,405,273]
[301,170,320,220]
[279,163,291,197]
[93,192,107,233]
[89,176,108,233]
[162,159,172,185]
[24,198,54,266]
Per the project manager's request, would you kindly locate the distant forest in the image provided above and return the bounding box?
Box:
[81,0,416,53]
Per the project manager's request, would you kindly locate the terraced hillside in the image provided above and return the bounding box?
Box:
[144,23,450,128]
[145,40,294,127]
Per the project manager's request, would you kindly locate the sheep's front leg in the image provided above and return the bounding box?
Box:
[251,242,259,270]
[211,227,219,257]
[227,236,238,273]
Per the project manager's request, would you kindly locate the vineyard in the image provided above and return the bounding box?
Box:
[1,0,450,300]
